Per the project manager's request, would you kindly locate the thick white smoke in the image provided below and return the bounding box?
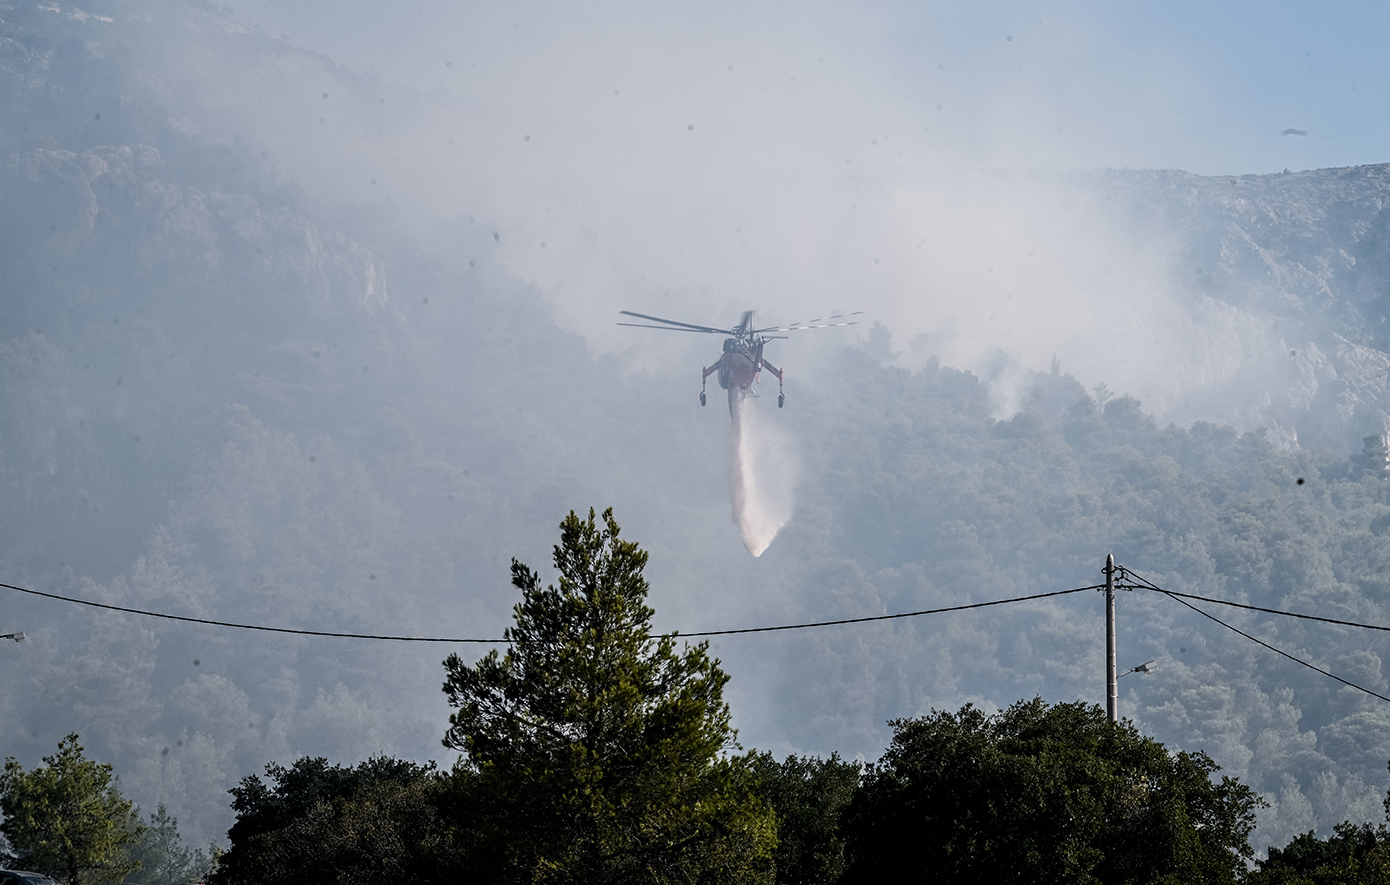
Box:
[727,390,797,556]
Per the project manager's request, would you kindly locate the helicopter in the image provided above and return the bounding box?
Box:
[617,309,861,409]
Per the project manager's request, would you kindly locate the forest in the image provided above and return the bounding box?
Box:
[4,0,1390,865]
[2,510,1386,883]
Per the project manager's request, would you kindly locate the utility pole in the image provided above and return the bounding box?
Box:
[1105,553,1117,723]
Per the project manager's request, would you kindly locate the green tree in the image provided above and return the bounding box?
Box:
[231,776,454,885]
[840,699,1262,885]
[123,804,215,885]
[0,735,144,885]
[1246,767,1390,885]
[750,753,860,885]
[441,507,777,884]
[1246,822,1390,884]
[210,756,451,885]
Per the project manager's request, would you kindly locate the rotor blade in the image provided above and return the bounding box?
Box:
[776,321,860,332]
[735,310,754,335]
[753,311,864,333]
[616,323,722,333]
[618,311,729,334]
[758,310,863,330]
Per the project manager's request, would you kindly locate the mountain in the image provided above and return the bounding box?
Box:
[4,0,1390,856]
[1073,164,1390,451]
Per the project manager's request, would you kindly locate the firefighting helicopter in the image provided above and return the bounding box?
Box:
[617,309,861,409]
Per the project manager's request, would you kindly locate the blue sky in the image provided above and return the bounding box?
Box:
[237,0,1389,176]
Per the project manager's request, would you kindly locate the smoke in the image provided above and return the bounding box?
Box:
[727,390,797,556]
[111,1,1344,438]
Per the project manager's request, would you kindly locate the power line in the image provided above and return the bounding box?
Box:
[1121,573,1390,634]
[0,580,1099,643]
[679,586,1098,636]
[1120,570,1390,706]
[12,563,1390,706]
[1155,589,1390,705]
[0,582,501,642]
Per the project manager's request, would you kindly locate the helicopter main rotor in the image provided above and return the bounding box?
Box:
[617,309,861,344]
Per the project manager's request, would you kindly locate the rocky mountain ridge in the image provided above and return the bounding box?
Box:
[1080,163,1390,451]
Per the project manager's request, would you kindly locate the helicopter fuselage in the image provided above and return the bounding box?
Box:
[714,338,763,391]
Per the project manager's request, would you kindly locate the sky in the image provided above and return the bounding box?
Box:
[228,0,1387,177]
[190,1,1390,416]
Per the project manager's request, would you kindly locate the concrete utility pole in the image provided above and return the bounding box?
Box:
[1105,553,1117,723]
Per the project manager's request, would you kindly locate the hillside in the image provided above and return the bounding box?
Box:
[1076,164,1390,451]
[3,0,1390,855]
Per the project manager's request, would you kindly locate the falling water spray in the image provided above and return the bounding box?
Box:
[727,389,796,556]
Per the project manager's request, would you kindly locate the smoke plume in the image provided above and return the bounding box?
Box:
[727,390,796,556]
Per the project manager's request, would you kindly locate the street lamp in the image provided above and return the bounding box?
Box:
[1118,659,1156,679]
[1,632,25,642]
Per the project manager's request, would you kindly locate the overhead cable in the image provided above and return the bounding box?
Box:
[1124,574,1390,634]
[1120,571,1390,706]
[0,580,1098,643]
[15,565,1390,705]
[0,582,500,642]
[678,586,1097,636]
[1156,590,1390,705]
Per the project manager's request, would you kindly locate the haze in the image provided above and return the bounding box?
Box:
[5,0,1390,858]
[155,0,1382,419]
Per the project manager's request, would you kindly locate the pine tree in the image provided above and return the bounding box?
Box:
[441,508,775,884]
[0,735,143,885]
